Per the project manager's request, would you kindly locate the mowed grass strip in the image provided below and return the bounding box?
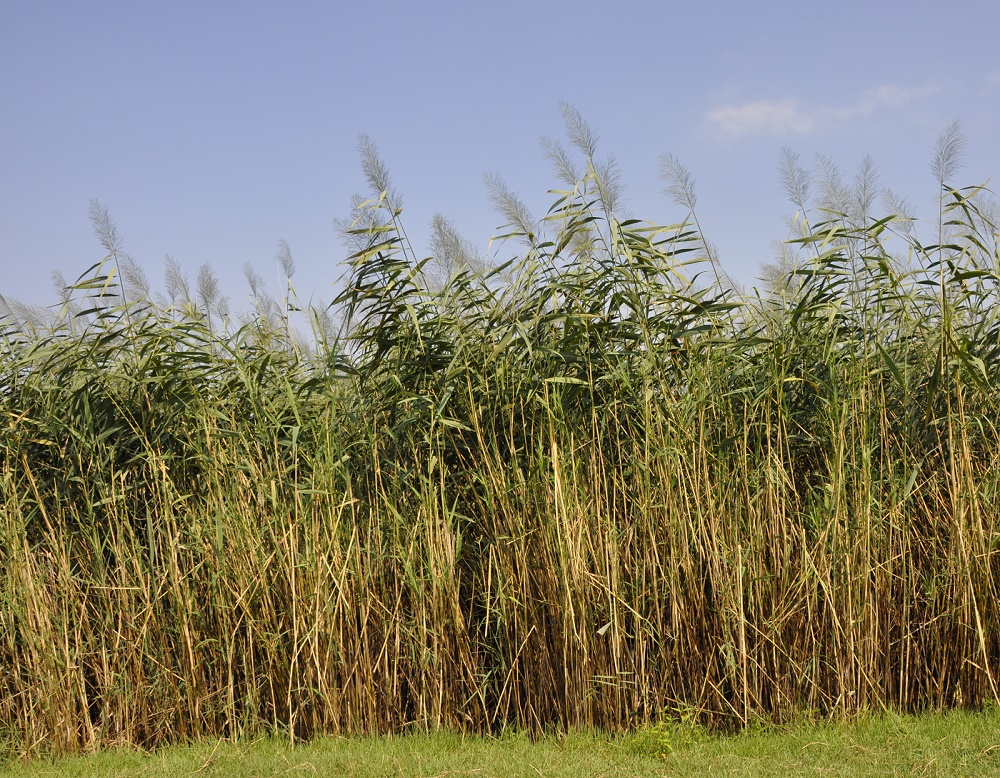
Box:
[6,711,1000,777]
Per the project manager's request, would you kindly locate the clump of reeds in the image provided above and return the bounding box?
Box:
[2,118,1000,760]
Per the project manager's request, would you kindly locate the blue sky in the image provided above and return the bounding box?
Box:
[3,0,999,309]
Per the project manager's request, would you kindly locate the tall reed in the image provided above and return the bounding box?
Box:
[2,128,1000,759]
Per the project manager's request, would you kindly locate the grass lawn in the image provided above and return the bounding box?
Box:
[5,710,1000,777]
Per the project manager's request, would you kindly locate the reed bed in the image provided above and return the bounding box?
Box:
[3,125,1000,758]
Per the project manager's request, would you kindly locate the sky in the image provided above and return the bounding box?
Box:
[3,0,1000,311]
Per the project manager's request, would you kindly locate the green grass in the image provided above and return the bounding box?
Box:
[5,711,1000,777]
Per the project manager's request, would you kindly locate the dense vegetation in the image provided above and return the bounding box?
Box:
[3,115,1000,758]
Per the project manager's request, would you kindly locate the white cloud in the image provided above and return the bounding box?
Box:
[706,99,815,137]
[845,84,940,116]
[706,83,940,139]
[986,72,1000,89]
